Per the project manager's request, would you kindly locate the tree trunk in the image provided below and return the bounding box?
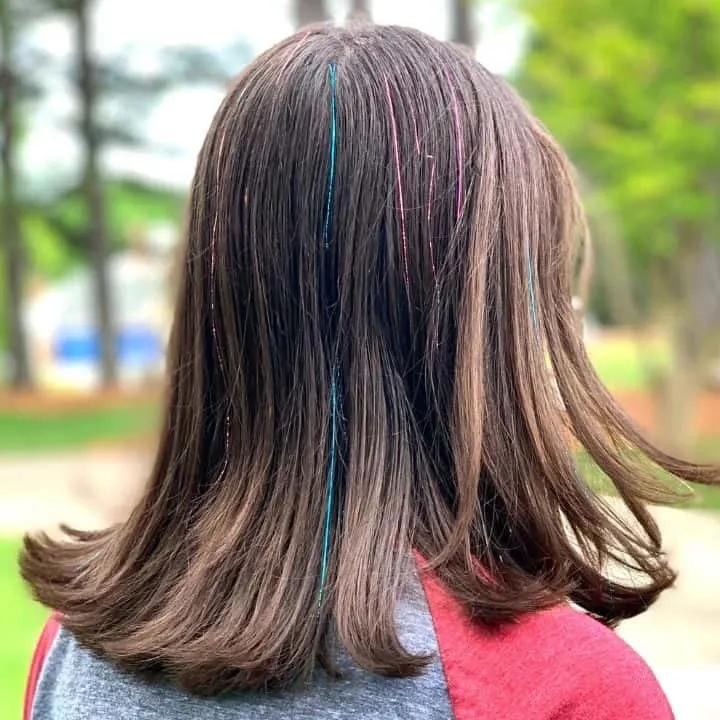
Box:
[0,0,31,387]
[348,0,370,20]
[75,0,116,385]
[451,0,476,49]
[293,0,328,28]
[663,319,700,455]
[659,228,715,455]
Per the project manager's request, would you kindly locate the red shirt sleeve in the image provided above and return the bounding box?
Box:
[418,565,674,720]
[24,613,62,720]
[543,608,675,720]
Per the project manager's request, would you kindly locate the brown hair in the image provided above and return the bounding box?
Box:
[21,24,718,696]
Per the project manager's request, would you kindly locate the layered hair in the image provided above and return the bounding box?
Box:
[21,24,717,696]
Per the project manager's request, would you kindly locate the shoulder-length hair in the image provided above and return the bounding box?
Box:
[21,23,718,696]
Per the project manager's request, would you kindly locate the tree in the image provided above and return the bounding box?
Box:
[72,0,116,385]
[293,0,328,28]
[22,0,250,387]
[451,0,476,48]
[515,0,720,451]
[348,0,370,20]
[1,0,249,389]
[0,0,31,386]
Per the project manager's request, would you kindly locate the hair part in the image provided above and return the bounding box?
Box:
[21,23,718,696]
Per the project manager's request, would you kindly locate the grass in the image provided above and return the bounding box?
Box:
[0,403,158,453]
[0,540,47,719]
[583,334,720,508]
[0,400,158,712]
[677,482,720,510]
[586,334,670,391]
[686,438,720,509]
[579,438,720,511]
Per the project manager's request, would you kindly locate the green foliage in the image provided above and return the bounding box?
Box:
[26,180,181,273]
[22,210,76,278]
[105,181,182,235]
[514,0,720,262]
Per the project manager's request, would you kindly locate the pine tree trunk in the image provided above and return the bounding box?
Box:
[348,0,370,19]
[293,0,328,28]
[450,0,476,48]
[451,0,476,49]
[0,0,31,387]
[293,0,330,27]
[75,0,116,386]
[659,228,712,455]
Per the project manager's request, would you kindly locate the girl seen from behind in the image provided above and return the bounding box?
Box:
[21,23,717,720]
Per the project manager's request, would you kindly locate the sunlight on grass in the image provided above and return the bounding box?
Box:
[0,403,158,453]
[586,333,671,391]
[0,540,48,719]
[578,439,720,510]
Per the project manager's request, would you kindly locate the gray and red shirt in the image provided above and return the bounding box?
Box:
[26,566,673,719]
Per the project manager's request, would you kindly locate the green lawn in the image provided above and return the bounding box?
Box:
[579,439,720,510]
[587,334,670,390]
[0,540,48,719]
[0,403,158,453]
[673,482,720,510]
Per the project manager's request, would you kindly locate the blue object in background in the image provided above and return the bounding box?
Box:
[54,331,100,362]
[117,328,163,367]
[54,327,163,367]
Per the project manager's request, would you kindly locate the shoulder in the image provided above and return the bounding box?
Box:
[419,572,673,720]
[27,622,161,720]
[518,605,674,720]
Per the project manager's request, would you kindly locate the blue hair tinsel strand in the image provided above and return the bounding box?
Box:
[319,62,338,606]
[323,63,337,249]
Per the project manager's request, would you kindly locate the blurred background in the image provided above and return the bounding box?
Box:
[0,0,719,717]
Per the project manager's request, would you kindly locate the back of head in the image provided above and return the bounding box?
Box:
[21,23,716,696]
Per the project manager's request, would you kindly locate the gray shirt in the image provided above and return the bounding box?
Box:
[32,582,452,719]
